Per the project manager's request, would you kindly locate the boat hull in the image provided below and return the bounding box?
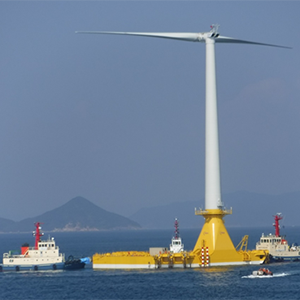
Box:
[0,262,65,272]
[64,262,86,270]
[270,255,300,262]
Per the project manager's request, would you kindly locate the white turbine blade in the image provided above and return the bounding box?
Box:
[76,31,291,48]
[216,36,291,49]
[75,31,202,42]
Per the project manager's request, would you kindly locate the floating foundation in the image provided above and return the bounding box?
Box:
[191,208,267,267]
[93,247,266,270]
[92,210,268,270]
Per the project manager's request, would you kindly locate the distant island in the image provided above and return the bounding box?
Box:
[129,191,300,229]
[2,191,300,233]
[0,196,141,233]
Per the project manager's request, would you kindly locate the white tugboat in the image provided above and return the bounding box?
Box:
[156,218,188,269]
[169,218,184,253]
[0,222,65,271]
[256,213,300,262]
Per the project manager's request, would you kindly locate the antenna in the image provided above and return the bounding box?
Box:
[33,222,44,249]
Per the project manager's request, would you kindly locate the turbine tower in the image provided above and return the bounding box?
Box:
[77,26,289,265]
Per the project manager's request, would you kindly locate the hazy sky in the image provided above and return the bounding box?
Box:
[1,1,299,221]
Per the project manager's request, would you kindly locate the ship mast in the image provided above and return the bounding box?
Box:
[33,222,44,249]
[174,218,180,239]
[273,213,283,237]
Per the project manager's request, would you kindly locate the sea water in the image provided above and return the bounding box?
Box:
[0,227,300,300]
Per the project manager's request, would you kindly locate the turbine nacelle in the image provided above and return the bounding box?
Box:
[209,24,220,38]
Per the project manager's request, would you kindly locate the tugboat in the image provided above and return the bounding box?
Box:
[0,222,65,271]
[170,218,184,253]
[252,268,273,276]
[157,218,188,269]
[256,213,300,262]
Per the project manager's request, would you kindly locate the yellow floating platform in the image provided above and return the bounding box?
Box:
[93,248,266,270]
[93,209,268,270]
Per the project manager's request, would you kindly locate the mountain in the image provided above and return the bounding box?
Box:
[0,217,16,232]
[2,191,299,232]
[129,191,300,229]
[0,196,141,233]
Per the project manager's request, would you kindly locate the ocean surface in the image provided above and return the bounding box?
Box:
[1,227,300,300]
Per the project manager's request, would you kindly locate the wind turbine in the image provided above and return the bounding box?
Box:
[76,25,290,266]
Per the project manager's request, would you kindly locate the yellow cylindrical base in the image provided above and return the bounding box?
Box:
[192,209,265,265]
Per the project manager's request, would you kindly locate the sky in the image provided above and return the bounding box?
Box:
[0,1,299,221]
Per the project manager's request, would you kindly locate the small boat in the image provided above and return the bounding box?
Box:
[252,268,273,276]
[256,213,300,262]
[64,255,91,270]
[0,222,65,271]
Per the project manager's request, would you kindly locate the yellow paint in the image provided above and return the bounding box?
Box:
[93,251,156,268]
[192,209,267,265]
[93,251,196,269]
